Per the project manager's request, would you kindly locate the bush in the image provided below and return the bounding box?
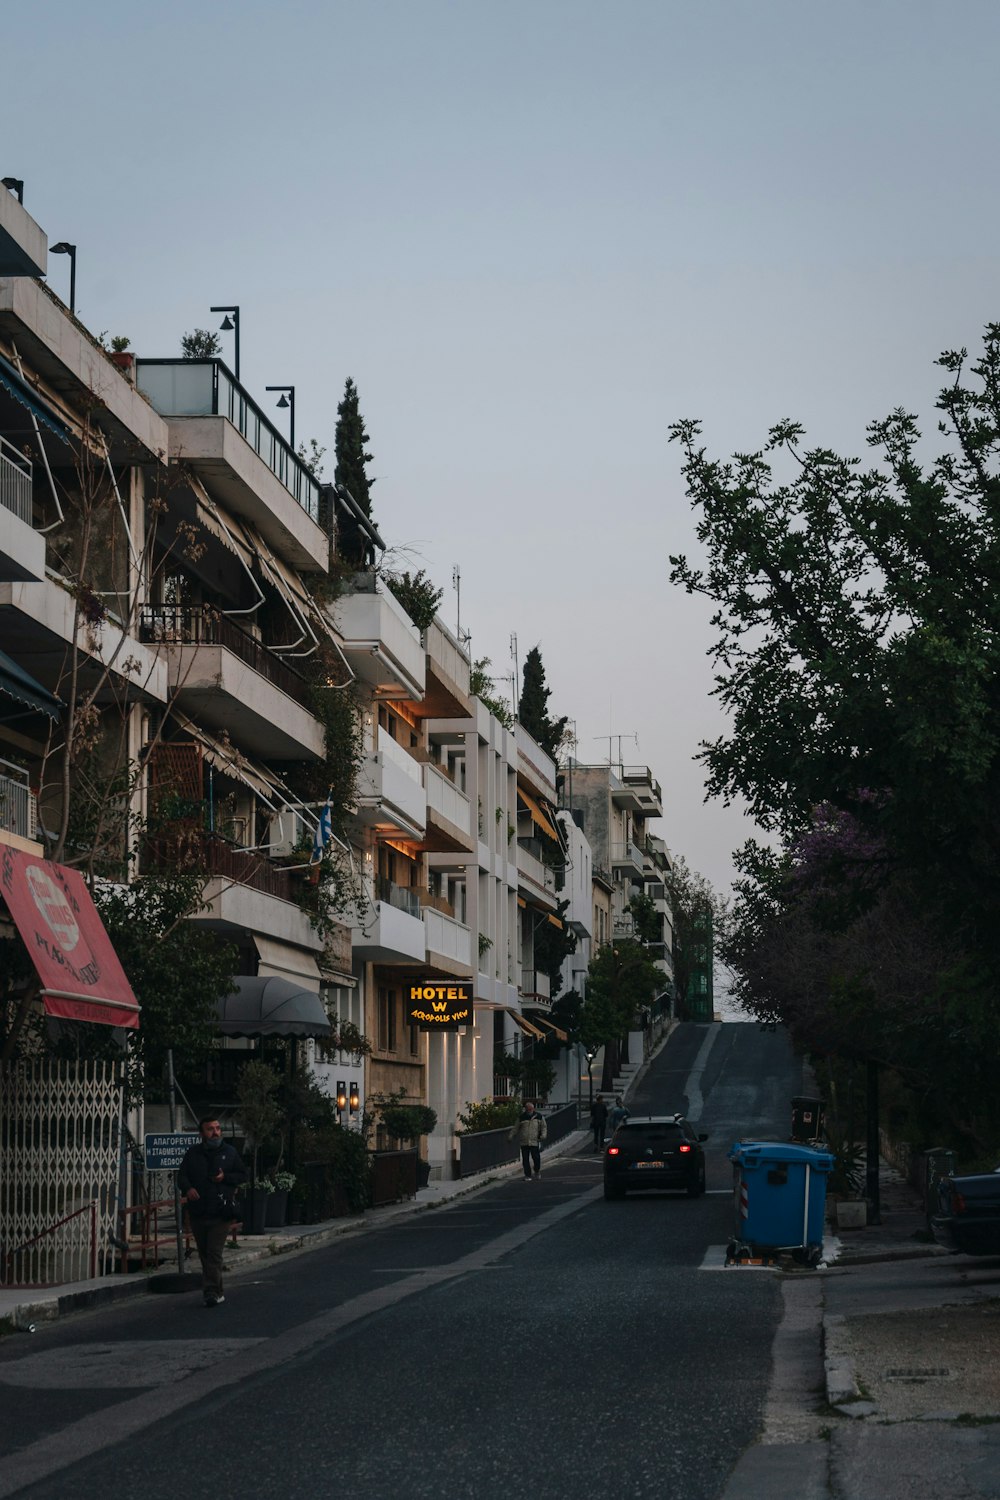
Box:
[457,1098,522,1133]
[380,1103,437,1144]
[310,1123,371,1213]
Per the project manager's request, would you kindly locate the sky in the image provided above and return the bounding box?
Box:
[6,0,1000,902]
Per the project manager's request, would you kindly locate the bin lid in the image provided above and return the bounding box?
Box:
[728,1140,834,1171]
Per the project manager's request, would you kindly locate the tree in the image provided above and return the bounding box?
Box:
[180,329,221,359]
[664,857,724,1020]
[384,569,443,630]
[469,657,515,729]
[517,646,568,761]
[334,377,376,565]
[581,939,663,1089]
[532,897,577,998]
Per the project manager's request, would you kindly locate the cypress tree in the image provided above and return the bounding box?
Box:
[517,645,567,761]
[334,377,376,564]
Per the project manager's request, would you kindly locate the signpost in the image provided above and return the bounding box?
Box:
[144,1133,199,1171]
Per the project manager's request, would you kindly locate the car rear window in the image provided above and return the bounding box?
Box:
[617,1123,683,1146]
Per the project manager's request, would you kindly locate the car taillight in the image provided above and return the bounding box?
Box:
[607,1146,620,1156]
[953,1191,967,1214]
[678,1143,692,1154]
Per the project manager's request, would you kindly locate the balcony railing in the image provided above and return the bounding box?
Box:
[135,359,320,520]
[0,760,35,839]
[611,840,644,869]
[622,765,663,802]
[145,829,294,899]
[520,969,551,1001]
[138,605,313,708]
[0,435,32,524]
[376,876,421,919]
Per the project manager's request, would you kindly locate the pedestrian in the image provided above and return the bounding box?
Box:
[608,1094,629,1134]
[509,1100,548,1179]
[590,1094,609,1151]
[178,1116,247,1307]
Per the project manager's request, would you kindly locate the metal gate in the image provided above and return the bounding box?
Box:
[0,1059,123,1286]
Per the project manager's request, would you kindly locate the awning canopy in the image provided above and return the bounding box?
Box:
[503,1005,546,1040]
[0,353,72,444]
[0,648,63,722]
[216,975,332,1037]
[535,1017,569,1042]
[253,937,322,987]
[517,786,559,843]
[0,848,140,1028]
[172,713,286,806]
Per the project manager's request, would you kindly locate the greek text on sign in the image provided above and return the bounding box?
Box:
[144,1133,199,1171]
[405,980,473,1030]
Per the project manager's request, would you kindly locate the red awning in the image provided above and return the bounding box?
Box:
[0,847,140,1028]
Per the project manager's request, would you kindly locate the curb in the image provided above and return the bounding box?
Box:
[0,1125,594,1336]
[823,1313,876,1418]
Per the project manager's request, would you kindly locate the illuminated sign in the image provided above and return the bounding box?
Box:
[405,979,473,1030]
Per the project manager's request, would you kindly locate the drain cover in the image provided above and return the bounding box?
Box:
[884,1367,951,1381]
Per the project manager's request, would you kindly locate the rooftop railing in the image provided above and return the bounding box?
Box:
[135,359,320,521]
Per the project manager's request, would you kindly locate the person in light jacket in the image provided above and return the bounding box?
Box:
[509,1101,548,1179]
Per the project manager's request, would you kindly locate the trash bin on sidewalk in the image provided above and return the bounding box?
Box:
[728,1140,834,1265]
[790,1096,825,1143]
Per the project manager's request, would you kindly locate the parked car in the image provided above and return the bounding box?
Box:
[933,1167,1000,1256]
[603,1114,708,1200]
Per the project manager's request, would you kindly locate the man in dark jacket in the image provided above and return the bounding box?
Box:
[590,1095,609,1151]
[178,1117,247,1307]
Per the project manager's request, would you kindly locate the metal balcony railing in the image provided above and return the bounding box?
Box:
[145,829,293,899]
[139,605,313,708]
[0,760,35,839]
[0,435,32,523]
[135,359,320,520]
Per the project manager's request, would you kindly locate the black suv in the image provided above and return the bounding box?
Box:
[603,1115,708,1199]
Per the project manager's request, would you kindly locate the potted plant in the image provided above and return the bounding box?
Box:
[264,1169,296,1228]
[380,1101,438,1189]
[235,1060,282,1234]
[108,334,134,375]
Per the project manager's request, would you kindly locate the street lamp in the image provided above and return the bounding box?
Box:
[210,304,240,380]
[265,384,295,448]
[50,242,76,315]
[2,177,24,204]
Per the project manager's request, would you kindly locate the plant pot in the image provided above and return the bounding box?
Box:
[416,1158,431,1190]
[835,1199,868,1230]
[245,1190,269,1235]
[264,1189,288,1228]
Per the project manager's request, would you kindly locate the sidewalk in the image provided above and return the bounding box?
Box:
[0,1123,594,1335]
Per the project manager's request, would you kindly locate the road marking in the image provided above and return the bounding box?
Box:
[0,1185,602,1498]
[684,1026,720,1121]
[0,1339,266,1389]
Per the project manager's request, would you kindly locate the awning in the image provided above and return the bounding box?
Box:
[517,895,527,909]
[517,786,559,843]
[535,1017,569,1042]
[0,648,63,721]
[253,937,322,987]
[503,1005,546,1040]
[0,847,140,1028]
[216,975,332,1038]
[172,714,285,806]
[0,353,73,444]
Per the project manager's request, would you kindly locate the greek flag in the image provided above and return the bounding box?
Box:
[311,800,332,863]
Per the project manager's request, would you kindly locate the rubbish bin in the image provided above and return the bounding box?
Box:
[728,1141,834,1263]
[790,1096,824,1143]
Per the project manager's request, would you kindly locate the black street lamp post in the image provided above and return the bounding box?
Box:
[51,242,76,315]
[210,304,240,380]
[265,385,295,448]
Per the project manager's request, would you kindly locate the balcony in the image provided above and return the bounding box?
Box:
[0,437,43,582]
[352,878,425,963]
[611,840,645,876]
[423,762,473,852]
[138,605,324,761]
[622,765,663,817]
[355,730,426,837]
[517,841,557,908]
[135,359,326,571]
[515,724,557,803]
[0,759,37,846]
[0,190,46,277]
[334,580,425,700]
[419,618,471,719]
[424,906,472,974]
[520,969,551,1006]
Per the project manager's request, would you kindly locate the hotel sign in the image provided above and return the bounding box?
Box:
[406,980,473,1030]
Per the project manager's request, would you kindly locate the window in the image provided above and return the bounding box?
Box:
[377,986,397,1052]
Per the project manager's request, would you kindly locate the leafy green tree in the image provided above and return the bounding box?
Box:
[627,892,660,945]
[582,939,663,1089]
[180,329,221,358]
[469,657,514,729]
[334,377,376,565]
[517,645,568,761]
[663,857,723,1020]
[533,897,577,997]
[384,569,443,630]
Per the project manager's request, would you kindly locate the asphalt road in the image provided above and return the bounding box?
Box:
[0,1022,808,1500]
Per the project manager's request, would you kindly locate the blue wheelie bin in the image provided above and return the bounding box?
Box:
[728,1141,834,1264]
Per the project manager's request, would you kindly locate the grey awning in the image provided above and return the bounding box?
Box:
[0,648,63,721]
[0,354,72,444]
[216,976,332,1038]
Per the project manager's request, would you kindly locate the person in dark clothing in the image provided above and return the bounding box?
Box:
[508,1101,548,1179]
[590,1095,609,1151]
[178,1117,247,1307]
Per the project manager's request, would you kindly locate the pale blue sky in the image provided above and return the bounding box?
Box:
[6,0,1000,897]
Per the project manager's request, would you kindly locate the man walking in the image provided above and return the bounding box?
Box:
[608,1094,629,1135]
[178,1117,247,1307]
[590,1094,609,1151]
[509,1100,548,1179]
